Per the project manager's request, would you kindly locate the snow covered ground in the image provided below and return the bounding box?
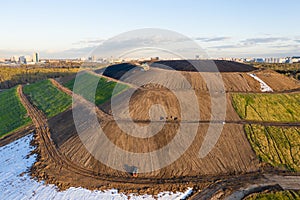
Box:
[248,73,273,92]
[0,134,192,200]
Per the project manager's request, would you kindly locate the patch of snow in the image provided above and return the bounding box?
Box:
[248,73,273,92]
[0,134,192,200]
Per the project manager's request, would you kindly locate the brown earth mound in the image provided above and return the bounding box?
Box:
[95,61,264,92]
[100,88,240,121]
[255,69,300,91]
[49,106,259,179]
[47,74,258,180]
[96,66,261,92]
[20,62,299,195]
[97,61,257,79]
[95,61,300,92]
[44,62,267,191]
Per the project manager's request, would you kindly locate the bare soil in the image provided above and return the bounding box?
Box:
[16,62,299,195]
[255,69,300,91]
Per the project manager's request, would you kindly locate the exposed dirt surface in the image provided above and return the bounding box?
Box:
[100,89,240,121]
[50,112,258,177]
[96,61,300,93]
[16,61,300,197]
[16,79,261,195]
[96,65,261,92]
[255,69,300,91]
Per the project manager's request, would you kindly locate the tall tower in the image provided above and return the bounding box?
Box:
[33,52,39,63]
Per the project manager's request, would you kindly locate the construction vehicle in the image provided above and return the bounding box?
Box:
[132,167,138,178]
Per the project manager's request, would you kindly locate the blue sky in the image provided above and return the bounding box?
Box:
[1,0,299,58]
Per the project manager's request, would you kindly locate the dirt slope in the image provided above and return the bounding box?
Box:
[255,69,300,91]
[96,61,299,92]
[100,89,240,121]
[49,108,259,178]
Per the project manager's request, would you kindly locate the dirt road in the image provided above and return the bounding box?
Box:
[188,173,300,199]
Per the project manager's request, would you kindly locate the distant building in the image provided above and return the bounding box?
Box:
[32,52,39,63]
[88,55,96,62]
[244,58,254,62]
[291,56,300,63]
[19,56,26,64]
[18,55,34,64]
[264,57,288,63]
[255,58,264,63]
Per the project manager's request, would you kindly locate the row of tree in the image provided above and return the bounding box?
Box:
[0,66,79,89]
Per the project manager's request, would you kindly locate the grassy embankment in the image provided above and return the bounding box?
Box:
[232,93,300,172]
[245,124,300,171]
[64,72,129,105]
[245,190,300,200]
[0,87,31,138]
[23,79,72,118]
[232,93,300,122]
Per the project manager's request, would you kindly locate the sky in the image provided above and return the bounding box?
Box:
[0,0,300,58]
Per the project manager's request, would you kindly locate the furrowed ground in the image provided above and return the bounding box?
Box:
[0,87,31,137]
[63,72,129,105]
[245,124,300,171]
[232,93,300,122]
[23,80,72,118]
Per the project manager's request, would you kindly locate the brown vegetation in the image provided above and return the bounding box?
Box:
[0,66,79,89]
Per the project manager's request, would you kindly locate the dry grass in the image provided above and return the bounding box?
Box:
[232,93,300,122]
[0,67,79,89]
[245,124,300,171]
[245,190,300,200]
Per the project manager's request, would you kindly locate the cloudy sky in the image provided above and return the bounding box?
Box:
[0,0,299,58]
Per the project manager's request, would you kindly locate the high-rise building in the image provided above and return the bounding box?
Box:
[33,52,39,63]
[19,56,26,64]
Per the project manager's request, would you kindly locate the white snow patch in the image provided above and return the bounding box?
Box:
[0,134,192,200]
[248,73,273,92]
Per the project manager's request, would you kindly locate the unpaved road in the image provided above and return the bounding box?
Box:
[189,173,300,200]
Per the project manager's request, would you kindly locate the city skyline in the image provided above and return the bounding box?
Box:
[1,0,300,58]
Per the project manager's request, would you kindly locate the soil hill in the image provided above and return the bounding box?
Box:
[48,60,267,180]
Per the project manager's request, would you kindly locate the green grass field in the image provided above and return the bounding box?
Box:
[23,80,72,118]
[232,93,300,122]
[64,72,128,105]
[245,124,300,171]
[245,190,300,200]
[0,87,31,137]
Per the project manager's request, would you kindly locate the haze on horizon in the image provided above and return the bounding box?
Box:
[1,0,299,59]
